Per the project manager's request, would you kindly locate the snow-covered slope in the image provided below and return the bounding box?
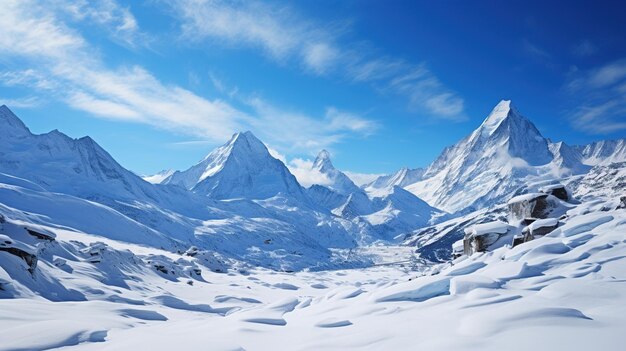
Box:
[1,193,625,350]
[164,131,305,200]
[405,100,564,213]
[567,161,626,201]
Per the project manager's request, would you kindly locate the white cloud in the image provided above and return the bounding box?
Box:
[56,0,144,47]
[303,42,340,74]
[164,0,465,119]
[245,97,377,153]
[0,0,374,154]
[0,96,42,108]
[286,154,383,188]
[572,40,597,57]
[522,39,551,59]
[286,158,332,188]
[566,59,626,134]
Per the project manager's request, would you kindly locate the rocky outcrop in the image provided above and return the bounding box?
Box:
[0,234,38,273]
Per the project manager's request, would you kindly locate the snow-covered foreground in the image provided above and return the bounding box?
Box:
[2,202,625,351]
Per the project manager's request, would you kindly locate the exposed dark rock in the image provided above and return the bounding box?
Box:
[25,228,55,241]
[0,247,38,273]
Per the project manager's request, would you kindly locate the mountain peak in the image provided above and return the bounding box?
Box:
[0,105,30,135]
[478,99,523,134]
[229,130,265,149]
[165,130,305,200]
[313,149,334,171]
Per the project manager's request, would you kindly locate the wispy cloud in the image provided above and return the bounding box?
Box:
[0,96,42,108]
[245,97,378,152]
[572,39,597,57]
[54,0,146,48]
[163,0,465,119]
[566,59,626,134]
[0,0,373,154]
[522,39,551,60]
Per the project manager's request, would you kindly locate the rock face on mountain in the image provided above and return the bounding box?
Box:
[164,131,305,200]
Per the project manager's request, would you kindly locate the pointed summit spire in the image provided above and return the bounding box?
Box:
[313,149,334,171]
[479,100,522,134]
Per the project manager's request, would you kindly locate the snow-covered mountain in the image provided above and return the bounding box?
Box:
[303,150,444,241]
[404,100,555,213]
[0,106,362,270]
[377,101,625,215]
[0,105,162,204]
[574,139,626,165]
[2,103,626,350]
[164,131,306,200]
[366,167,424,190]
[311,150,361,195]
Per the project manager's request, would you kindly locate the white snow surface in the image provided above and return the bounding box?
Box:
[464,220,511,237]
[528,218,559,232]
[1,199,625,350]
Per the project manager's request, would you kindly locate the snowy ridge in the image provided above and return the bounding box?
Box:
[574,139,626,166]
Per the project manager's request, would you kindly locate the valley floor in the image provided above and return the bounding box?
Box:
[2,206,626,351]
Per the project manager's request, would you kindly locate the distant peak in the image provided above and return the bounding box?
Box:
[0,104,30,134]
[314,149,334,171]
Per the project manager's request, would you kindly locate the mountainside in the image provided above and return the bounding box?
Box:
[164,132,306,200]
[405,100,569,213]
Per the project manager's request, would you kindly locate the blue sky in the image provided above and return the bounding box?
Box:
[1,0,626,184]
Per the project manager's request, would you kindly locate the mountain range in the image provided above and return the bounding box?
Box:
[1,101,625,269]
